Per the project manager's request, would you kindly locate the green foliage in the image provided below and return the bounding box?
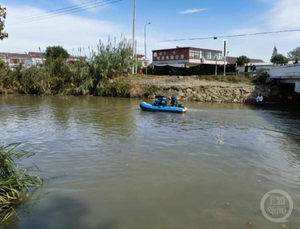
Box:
[0,38,135,97]
[0,143,42,222]
[45,46,70,61]
[0,5,8,40]
[96,81,131,97]
[89,38,133,82]
[144,84,159,97]
[236,55,250,66]
[271,54,289,65]
[0,59,10,90]
[288,47,300,61]
[271,46,278,59]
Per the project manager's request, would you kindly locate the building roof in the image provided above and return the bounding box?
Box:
[0,52,29,59]
[137,54,145,59]
[29,52,44,58]
[153,47,222,53]
[226,56,265,64]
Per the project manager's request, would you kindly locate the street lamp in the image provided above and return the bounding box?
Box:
[144,22,151,75]
[132,0,137,74]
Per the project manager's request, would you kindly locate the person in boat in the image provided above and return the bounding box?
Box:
[256,93,264,103]
[170,96,178,107]
[154,96,168,107]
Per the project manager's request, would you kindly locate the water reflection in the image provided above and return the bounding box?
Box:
[1,95,300,229]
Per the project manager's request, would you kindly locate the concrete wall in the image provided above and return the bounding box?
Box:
[270,64,300,79]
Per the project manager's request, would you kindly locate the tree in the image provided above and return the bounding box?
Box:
[288,47,300,61]
[236,55,250,66]
[271,54,289,65]
[271,46,278,60]
[0,5,8,40]
[45,46,70,61]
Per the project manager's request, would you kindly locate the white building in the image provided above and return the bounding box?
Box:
[28,52,45,65]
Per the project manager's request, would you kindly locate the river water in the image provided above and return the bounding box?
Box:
[1,95,300,229]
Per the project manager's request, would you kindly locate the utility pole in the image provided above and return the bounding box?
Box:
[132,0,137,74]
[135,39,137,74]
[223,40,228,76]
[144,22,151,75]
[215,55,218,76]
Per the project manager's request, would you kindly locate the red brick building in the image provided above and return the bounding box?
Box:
[152,47,223,67]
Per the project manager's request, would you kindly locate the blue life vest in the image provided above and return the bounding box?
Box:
[171,96,178,107]
[154,96,168,107]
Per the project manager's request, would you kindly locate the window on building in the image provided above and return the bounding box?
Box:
[194,51,200,58]
[159,52,162,56]
[180,54,184,59]
[163,52,167,55]
[162,56,165,60]
[189,50,195,58]
[208,52,211,59]
[166,56,169,60]
[157,56,160,60]
[170,55,174,60]
[202,52,208,59]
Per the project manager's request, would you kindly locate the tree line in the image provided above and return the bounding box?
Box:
[236,46,300,67]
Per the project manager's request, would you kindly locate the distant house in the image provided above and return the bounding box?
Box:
[136,54,150,68]
[67,56,86,64]
[28,52,45,65]
[0,52,30,67]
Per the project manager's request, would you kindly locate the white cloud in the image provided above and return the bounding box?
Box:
[217,0,300,61]
[178,8,208,14]
[264,0,300,29]
[2,5,123,55]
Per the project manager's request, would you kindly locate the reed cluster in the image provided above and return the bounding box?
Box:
[0,144,42,223]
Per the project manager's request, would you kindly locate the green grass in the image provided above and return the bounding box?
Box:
[0,144,42,223]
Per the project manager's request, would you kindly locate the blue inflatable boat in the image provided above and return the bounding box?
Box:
[140,102,188,113]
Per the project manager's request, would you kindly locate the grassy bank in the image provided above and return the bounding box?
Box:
[0,144,42,223]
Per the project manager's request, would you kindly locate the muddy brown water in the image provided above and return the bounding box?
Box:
[1,95,300,229]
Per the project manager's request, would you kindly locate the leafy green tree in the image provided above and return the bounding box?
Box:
[271,54,289,65]
[271,46,278,60]
[236,55,250,66]
[0,5,8,40]
[288,47,300,61]
[45,46,70,61]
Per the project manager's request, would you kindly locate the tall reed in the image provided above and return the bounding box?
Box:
[0,143,42,223]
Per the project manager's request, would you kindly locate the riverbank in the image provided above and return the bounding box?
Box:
[115,75,280,103]
[0,71,279,103]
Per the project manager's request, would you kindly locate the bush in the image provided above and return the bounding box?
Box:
[96,81,131,97]
[144,84,159,97]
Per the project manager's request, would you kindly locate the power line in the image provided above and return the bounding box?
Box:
[7,0,121,26]
[163,29,300,42]
[7,0,108,22]
[7,0,117,25]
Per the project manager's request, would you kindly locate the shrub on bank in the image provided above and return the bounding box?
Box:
[96,81,131,97]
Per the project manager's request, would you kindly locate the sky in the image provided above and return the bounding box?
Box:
[1,0,300,62]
